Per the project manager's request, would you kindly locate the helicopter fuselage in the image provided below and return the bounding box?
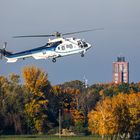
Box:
[4,37,92,63]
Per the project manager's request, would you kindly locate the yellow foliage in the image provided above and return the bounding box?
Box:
[22,66,49,93]
[23,66,50,134]
[88,93,140,136]
[35,119,43,134]
[52,85,62,95]
[88,98,118,135]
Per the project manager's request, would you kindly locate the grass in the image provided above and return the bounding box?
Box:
[0,135,101,140]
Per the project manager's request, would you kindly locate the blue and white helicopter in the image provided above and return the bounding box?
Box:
[0,28,102,63]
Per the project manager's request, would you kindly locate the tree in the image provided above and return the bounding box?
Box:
[88,97,118,139]
[0,74,28,134]
[71,109,85,133]
[22,66,51,94]
[127,93,140,133]
[0,76,9,134]
[23,66,51,134]
[88,93,140,140]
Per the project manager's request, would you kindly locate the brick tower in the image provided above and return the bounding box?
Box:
[113,56,129,84]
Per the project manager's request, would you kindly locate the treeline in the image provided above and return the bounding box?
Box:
[88,93,140,140]
[0,66,140,139]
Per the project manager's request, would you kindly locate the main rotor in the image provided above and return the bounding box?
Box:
[13,28,103,38]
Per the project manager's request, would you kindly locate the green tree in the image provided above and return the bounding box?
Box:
[0,74,28,134]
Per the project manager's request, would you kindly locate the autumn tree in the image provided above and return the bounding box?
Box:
[88,97,118,139]
[23,66,51,134]
[127,93,140,133]
[51,85,83,130]
[71,109,85,133]
[88,93,140,140]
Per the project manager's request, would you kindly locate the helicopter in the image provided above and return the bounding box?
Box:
[0,28,103,63]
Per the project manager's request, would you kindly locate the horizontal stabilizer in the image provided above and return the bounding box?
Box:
[7,59,17,63]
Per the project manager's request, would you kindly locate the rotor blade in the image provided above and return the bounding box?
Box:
[62,28,104,36]
[13,34,55,38]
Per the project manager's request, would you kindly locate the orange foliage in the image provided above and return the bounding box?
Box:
[88,92,140,136]
[71,109,84,124]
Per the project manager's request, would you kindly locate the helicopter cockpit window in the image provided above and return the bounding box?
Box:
[78,41,81,46]
[78,41,88,48]
[78,41,83,48]
[83,41,88,47]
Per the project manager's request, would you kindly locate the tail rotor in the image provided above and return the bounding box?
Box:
[0,42,7,59]
[3,42,7,49]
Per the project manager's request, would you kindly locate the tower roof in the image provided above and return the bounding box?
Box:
[117,56,125,62]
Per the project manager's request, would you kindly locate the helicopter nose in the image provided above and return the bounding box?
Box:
[89,44,92,48]
[88,44,92,49]
[85,44,92,51]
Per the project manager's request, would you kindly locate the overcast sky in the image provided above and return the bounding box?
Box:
[0,0,140,85]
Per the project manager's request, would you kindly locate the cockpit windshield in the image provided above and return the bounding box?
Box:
[82,41,88,47]
[78,41,88,48]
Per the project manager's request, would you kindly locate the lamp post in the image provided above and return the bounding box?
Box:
[59,109,61,138]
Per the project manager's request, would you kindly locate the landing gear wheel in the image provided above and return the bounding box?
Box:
[52,58,56,63]
[81,53,84,57]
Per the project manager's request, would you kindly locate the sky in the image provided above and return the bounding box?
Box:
[0,0,140,85]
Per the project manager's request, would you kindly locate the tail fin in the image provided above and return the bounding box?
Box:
[0,42,12,59]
